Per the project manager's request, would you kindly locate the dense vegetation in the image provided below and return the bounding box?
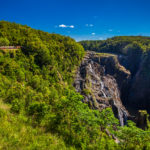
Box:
[80,36,150,54]
[0,21,150,149]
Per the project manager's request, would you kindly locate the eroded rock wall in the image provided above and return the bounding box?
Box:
[74,51,131,126]
[128,54,150,113]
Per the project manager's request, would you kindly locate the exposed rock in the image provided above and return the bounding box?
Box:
[74,51,131,126]
[127,54,150,113]
[136,110,149,130]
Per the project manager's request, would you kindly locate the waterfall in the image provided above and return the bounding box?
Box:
[89,64,93,73]
[118,108,128,126]
[122,109,128,125]
[100,81,107,98]
[113,101,128,126]
[118,109,124,126]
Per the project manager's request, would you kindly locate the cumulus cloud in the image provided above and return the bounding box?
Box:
[69,25,74,28]
[91,33,95,35]
[59,24,67,28]
[59,24,74,28]
[86,24,94,27]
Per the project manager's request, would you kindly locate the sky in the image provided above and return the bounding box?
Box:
[0,0,150,41]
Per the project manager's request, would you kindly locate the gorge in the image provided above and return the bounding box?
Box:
[74,49,150,127]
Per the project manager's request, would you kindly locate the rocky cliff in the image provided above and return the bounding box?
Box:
[117,51,150,115]
[74,50,150,127]
[127,54,150,112]
[74,51,131,126]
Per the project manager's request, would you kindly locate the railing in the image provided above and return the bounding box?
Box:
[0,46,21,49]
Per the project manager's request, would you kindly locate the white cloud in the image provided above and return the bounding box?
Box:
[99,37,104,40]
[86,24,94,27]
[92,33,95,35]
[59,24,67,28]
[59,24,74,28]
[70,25,74,28]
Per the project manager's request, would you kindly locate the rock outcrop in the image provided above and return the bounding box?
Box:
[74,51,131,126]
[136,110,149,130]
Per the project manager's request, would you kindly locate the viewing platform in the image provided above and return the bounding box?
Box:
[0,46,21,51]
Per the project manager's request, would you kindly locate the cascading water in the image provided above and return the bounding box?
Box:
[113,100,128,126]
[100,81,107,98]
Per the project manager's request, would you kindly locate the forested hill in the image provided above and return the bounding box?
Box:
[0,21,84,71]
[0,21,150,149]
[79,36,150,54]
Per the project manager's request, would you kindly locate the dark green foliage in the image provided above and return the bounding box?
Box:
[80,36,150,54]
[116,121,150,150]
[11,98,24,113]
[28,102,50,123]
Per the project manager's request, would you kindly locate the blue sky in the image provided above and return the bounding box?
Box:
[0,0,150,41]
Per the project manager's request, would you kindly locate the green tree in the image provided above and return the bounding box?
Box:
[0,37,10,46]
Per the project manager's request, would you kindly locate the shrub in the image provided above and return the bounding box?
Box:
[0,37,10,46]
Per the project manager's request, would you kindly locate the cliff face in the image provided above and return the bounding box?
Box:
[74,51,131,126]
[74,50,150,127]
[117,52,150,114]
[127,53,150,112]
